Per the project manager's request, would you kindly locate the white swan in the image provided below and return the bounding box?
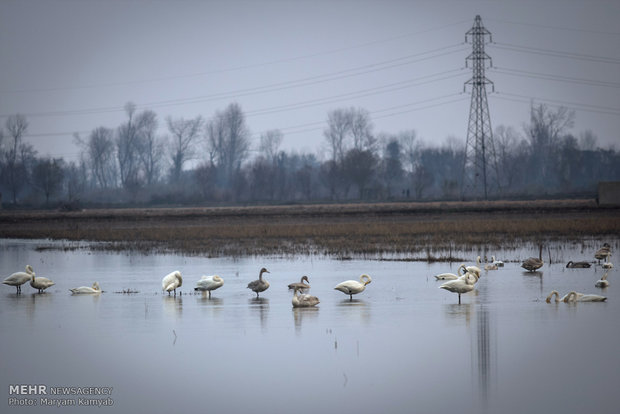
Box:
[491,256,504,267]
[162,271,183,296]
[602,254,613,270]
[466,257,482,275]
[435,264,467,280]
[70,282,101,294]
[484,263,498,271]
[566,291,606,302]
[194,275,224,298]
[439,271,479,304]
[334,274,372,300]
[595,272,609,288]
[292,287,319,308]
[288,275,310,290]
[2,265,35,294]
[522,245,544,272]
[545,290,580,303]
[247,267,270,297]
[30,273,55,293]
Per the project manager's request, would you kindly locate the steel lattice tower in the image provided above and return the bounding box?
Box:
[462,15,500,200]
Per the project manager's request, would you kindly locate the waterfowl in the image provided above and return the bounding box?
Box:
[595,243,611,263]
[602,255,613,270]
[288,275,310,290]
[565,291,607,302]
[595,272,609,288]
[491,256,504,267]
[30,274,55,293]
[292,287,319,308]
[466,257,482,275]
[439,271,479,304]
[484,263,498,271]
[162,271,183,296]
[545,290,580,303]
[70,282,101,294]
[435,264,467,280]
[247,267,270,297]
[194,275,224,298]
[334,274,372,300]
[522,245,544,272]
[2,265,35,294]
[566,261,591,268]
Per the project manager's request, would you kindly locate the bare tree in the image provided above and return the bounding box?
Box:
[135,110,162,186]
[167,115,203,183]
[205,103,251,186]
[76,127,117,189]
[398,130,421,174]
[2,114,33,203]
[259,129,283,163]
[324,108,351,162]
[350,107,375,152]
[579,130,598,151]
[32,157,65,206]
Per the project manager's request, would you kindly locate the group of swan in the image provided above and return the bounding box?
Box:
[437,260,482,304]
[546,290,607,303]
[2,265,55,294]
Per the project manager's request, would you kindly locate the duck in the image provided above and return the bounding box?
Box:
[247,267,270,297]
[522,245,544,272]
[2,265,35,294]
[334,274,372,300]
[30,273,55,293]
[194,275,224,298]
[70,282,101,294]
[491,256,504,267]
[595,243,611,264]
[566,261,591,268]
[439,271,479,304]
[292,287,319,308]
[162,270,183,296]
[565,291,607,302]
[595,272,609,288]
[435,264,467,280]
[288,275,310,290]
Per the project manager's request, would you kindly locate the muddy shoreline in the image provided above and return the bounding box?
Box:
[1,199,618,257]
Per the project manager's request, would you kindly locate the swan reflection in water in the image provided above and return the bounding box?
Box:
[336,299,371,324]
[249,297,269,331]
[443,303,473,325]
[163,295,183,318]
[292,307,319,334]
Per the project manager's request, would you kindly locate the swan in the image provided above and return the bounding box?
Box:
[288,275,310,290]
[194,275,224,298]
[247,267,270,297]
[162,271,183,296]
[595,243,611,264]
[439,271,479,304]
[522,245,544,272]
[2,265,35,294]
[595,272,609,288]
[70,282,101,294]
[292,287,319,308]
[565,291,606,302]
[602,255,613,270]
[334,274,372,300]
[30,273,55,293]
[545,290,581,303]
[566,261,591,268]
[435,264,467,280]
[484,263,498,271]
[466,257,482,275]
[491,256,504,267]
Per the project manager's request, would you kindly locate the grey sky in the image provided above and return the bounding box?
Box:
[1,0,619,163]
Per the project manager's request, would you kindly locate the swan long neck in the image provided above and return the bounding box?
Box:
[565,291,578,302]
[546,290,559,303]
[539,245,543,261]
[458,264,467,275]
[360,274,371,285]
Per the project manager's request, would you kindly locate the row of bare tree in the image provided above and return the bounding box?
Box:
[0,102,618,208]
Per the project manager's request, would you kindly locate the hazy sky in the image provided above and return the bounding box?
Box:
[1,0,619,163]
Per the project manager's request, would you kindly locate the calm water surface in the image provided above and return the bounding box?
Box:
[1,239,618,414]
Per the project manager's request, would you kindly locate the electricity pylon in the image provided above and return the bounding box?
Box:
[462,15,500,200]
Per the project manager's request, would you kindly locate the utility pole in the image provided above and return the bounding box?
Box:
[462,15,500,200]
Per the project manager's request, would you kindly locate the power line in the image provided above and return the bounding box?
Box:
[492,67,620,89]
[485,17,620,37]
[0,19,471,95]
[491,92,620,116]
[491,42,620,65]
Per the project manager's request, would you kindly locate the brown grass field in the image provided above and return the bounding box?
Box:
[1,199,618,259]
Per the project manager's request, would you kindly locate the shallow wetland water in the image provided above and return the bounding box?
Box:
[1,239,619,414]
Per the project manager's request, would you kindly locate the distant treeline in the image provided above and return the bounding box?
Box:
[1,102,618,209]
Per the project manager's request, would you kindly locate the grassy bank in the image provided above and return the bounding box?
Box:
[1,199,618,258]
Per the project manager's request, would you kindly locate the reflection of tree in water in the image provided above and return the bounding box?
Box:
[471,283,496,413]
